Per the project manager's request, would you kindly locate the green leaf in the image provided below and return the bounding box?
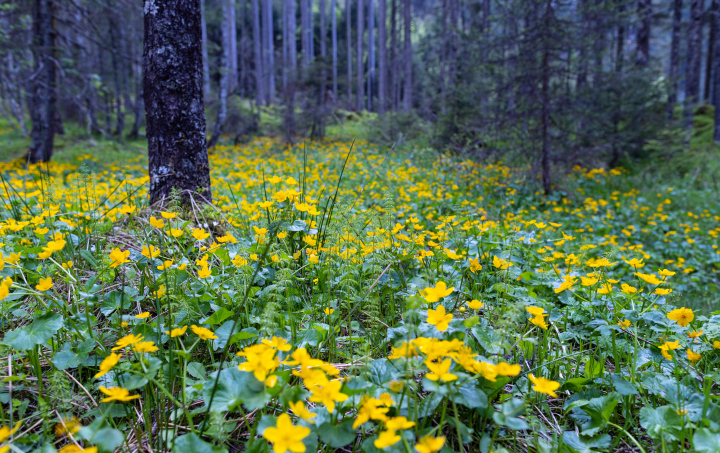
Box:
[639,406,683,441]
[561,431,611,453]
[318,419,356,448]
[187,362,206,380]
[2,313,63,351]
[448,382,487,409]
[203,308,234,326]
[77,419,125,453]
[578,392,620,436]
[492,398,529,430]
[610,374,638,396]
[203,366,269,413]
[172,432,228,453]
[694,428,720,452]
[80,250,99,269]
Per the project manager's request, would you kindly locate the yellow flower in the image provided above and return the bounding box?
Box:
[141,245,161,259]
[108,248,130,268]
[307,380,348,413]
[530,315,548,330]
[217,233,237,243]
[385,416,415,431]
[192,228,211,240]
[262,413,311,453]
[54,416,81,436]
[415,435,446,453]
[112,333,144,351]
[149,216,165,229]
[468,299,483,310]
[688,330,703,338]
[58,445,98,453]
[164,326,188,337]
[526,306,545,317]
[620,283,637,294]
[624,258,645,268]
[554,276,576,293]
[157,259,173,270]
[492,255,513,270]
[133,341,159,353]
[61,261,73,269]
[0,422,22,444]
[288,401,316,423]
[191,325,218,340]
[378,393,395,406]
[667,307,694,327]
[658,269,676,277]
[232,255,248,266]
[529,373,560,398]
[374,430,401,449]
[495,362,521,376]
[166,228,184,238]
[94,353,121,378]
[597,283,613,294]
[198,266,211,279]
[426,305,453,331]
[36,277,54,292]
[635,272,662,285]
[424,359,457,382]
[277,231,288,239]
[420,281,455,302]
[654,288,672,295]
[388,380,404,392]
[160,211,177,219]
[324,307,334,315]
[135,312,150,319]
[238,345,279,382]
[618,319,631,329]
[34,227,49,235]
[659,340,681,360]
[469,258,482,273]
[353,398,390,428]
[686,349,701,364]
[713,341,720,349]
[580,276,598,286]
[586,257,617,268]
[98,386,140,402]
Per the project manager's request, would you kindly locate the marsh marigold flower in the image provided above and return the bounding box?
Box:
[94,353,121,378]
[108,248,130,268]
[426,305,453,331]
[98,386,140,403]
[492,255,513,270]
[420,281,454,302]
[687,349,701,364]
[374,430,401,449]
[659,340,681,360]
[415,435,446,453]
[667,307,694,327]
[529,374,560,398]
[36,277,53,292]
[191,325,218,340]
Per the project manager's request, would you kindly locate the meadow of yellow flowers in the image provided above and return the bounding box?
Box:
[1,138,719,453]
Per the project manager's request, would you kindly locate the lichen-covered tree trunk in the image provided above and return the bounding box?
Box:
[143,0,211,205]
[29,0,56,163]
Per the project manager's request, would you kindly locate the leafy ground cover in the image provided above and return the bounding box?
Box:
[1,137,720,453]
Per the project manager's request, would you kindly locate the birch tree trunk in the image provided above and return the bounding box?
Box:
[144,0,211,205]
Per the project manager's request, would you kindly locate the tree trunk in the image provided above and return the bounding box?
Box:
[29,0,56,163]
[283,0,289,88]
[301,0,309,68]
[209,0,230,149]
[252,0,265,104]
[229,0,239,93]
[713,0,720,141]
[705,0,717,100]
[290,0,297,73]
[685,0,705,117]
[110,17,125,137]
[201,0,211,100]
[321,0,327,57]
[635,0,650,66]
[668,0,682,119]
[266,0,276,102]
[332,0,338,95]
[390,0,397,110]
[144,0,211,205]
[541,0,551,194]
[357,0,364,110]
[309,0,314,62]
[402,0,411,112]
[347,0,352,104]
[378,0,387,114]
[368,0,375,111]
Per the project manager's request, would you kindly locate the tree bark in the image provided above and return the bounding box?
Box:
[29,0,56,163]
[321,0,327,57]
[332,0,338,95]
[290,0,298,73]
[143,0,211,205]
[265,0,276,102]
[635,0,650,66]
[712,0,720,141]
[390,0,397,109]
[541,0,551,194]
[229,0,239,93]
[357,0,364,110]
[368,0,375,110]
[705,0,717,100]
[402,0,411,112]
[686,0,705,113]
[252,0,265,104]
[209,0,231,149]
[301,0,309,68]
[347,0,352,104]
[378,0,387,113]
[201,0,211,100]
[668,0,682,119]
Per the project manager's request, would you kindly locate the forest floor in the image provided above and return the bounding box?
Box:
[0,115,719,453]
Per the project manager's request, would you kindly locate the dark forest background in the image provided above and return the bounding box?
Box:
[1,0,719,191]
